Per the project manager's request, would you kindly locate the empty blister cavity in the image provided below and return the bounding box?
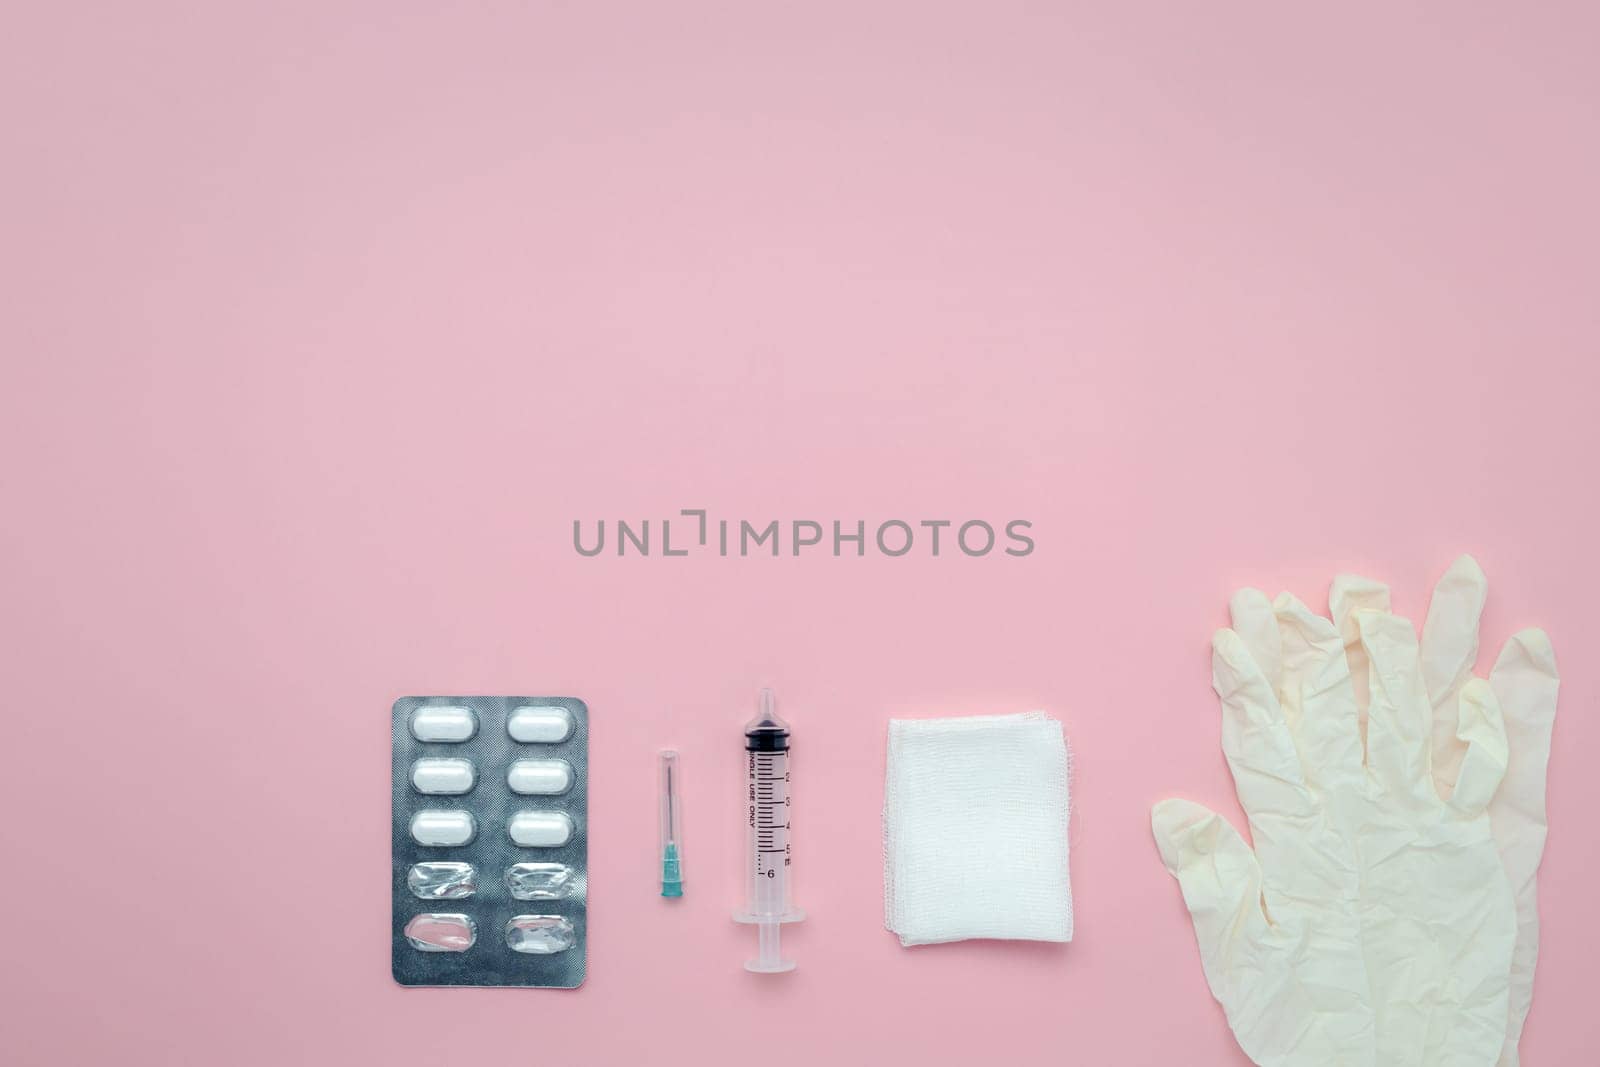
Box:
[405,913,477,952]
[412,757,476,795]
[505,915,577,954]
[507,758,573,796]
[508,704,574,743]
[509,810,574,847]
[506,862,575,900]
[408,862,478,900]
[410,705,478,743]
[411,809,477,847]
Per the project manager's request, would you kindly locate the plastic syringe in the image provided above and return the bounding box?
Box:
[732,688,804,973]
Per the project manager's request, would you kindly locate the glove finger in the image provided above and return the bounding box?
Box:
[1151,798,1268,987]
[1488,628,1558,1067]
[1212,628,1318,831]
[1488,628,1559,881]
[1330,572,1391,746]
[1421,556,1488,795]
[1273,593,1365,805]
[1420,554,1487,700]
[1446,679,1508,816]
[1230,587,1282,691]
[1355,609,1434,802]
[1330,572,1392,635]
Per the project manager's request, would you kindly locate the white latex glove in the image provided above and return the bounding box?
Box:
[1157,580,1519,1066]
[1354,557,1559,1067]
[1152,627,1374,1066]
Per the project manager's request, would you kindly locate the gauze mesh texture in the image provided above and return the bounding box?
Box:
[883,712,1073,946]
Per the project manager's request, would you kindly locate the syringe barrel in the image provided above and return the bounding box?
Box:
[742,741,799,920]
[736,689,802,972]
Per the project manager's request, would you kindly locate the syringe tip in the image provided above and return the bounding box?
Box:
[746,688,789,735]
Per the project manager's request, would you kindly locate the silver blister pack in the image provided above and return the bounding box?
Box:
[391,696,588,988]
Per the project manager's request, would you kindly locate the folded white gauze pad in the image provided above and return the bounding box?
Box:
[883,712,1073,946]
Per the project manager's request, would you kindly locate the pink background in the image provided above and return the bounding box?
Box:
[3,2,1597,1063]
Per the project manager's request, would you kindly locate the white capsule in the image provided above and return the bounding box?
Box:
[507,705,574,743]
[411,758,477,795]
[508,810,574,847]
[507,759,574,796]
[410,809,477,847]
[409,705,478,743]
